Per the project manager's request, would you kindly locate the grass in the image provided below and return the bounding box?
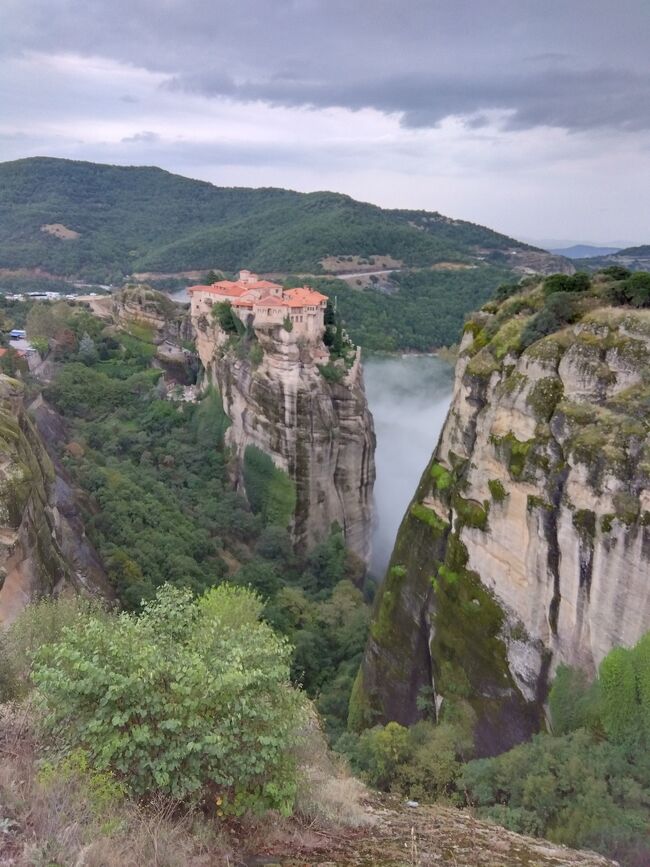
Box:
[0,701,371,866]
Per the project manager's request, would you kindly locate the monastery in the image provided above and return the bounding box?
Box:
[189,270,328,341]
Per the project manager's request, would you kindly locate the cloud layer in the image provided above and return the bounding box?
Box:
[1,0,649,242]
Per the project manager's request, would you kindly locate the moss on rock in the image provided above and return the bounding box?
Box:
[488,479,508,503]
[527,377,564,422]
[410,502,449,533]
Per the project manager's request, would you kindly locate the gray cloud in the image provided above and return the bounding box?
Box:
[121,130,160,143]
[3,0,650,133]
[169,65,650,132]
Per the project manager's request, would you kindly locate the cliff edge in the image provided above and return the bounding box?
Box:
[354,271,650,754]
[191,276,375,559]
[0,377,113,624]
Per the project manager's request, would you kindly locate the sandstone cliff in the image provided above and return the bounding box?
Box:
[0,377,112,624]
[354,275,650,753]
[193,312,375,559]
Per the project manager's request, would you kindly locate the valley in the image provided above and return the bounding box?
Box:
[0,177,649,867]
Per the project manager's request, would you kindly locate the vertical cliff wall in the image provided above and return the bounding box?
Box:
[355,279,650,754]
[194,315,375,559]
[0,378,113,625]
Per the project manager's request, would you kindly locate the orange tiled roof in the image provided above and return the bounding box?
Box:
[255,295,288,307]
[284,287,329,308]
[247,279,283,291]
[189,278,282,296]
[189,279,328,310]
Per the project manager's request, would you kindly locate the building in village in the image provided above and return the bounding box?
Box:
[189,270,329,341]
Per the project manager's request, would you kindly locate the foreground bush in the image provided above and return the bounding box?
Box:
[0,595,107,702]
[33,584,306,813]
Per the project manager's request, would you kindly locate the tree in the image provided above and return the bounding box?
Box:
[78,332,98,365]
[212,301,242,335]
[34,585,306,812]
[625,273,650,308]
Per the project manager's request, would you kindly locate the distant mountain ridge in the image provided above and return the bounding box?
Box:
[0,157,567,283]
[573,244,650,273]
[549,244,621,259]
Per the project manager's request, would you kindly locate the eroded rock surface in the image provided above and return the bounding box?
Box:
[0,378,112,624]
[356,283,650,752]
[194,313,375,559]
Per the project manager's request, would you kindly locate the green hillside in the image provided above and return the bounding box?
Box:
[0,157,534,282]
[574,244,650,273]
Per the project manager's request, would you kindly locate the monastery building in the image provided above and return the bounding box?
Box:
[189,270,328,340]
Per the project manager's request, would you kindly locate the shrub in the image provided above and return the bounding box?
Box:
[549,664,600,735]
[601,265,631,280]
[452,494,489,530]
[1,595,107,700]
[212,301,244,335]
[543,272,591,296]
[624,273,650,308]
[495,282,521,301]
[33,585,307,812]
[317,361,345,384]
[243,444,296,528]
[410,502,448,532]
[487,479,507,503]
[430,462,453,491]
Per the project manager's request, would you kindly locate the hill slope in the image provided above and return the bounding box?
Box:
[549,244,621,259]
[575,244,650,272]
[0,157,558,282]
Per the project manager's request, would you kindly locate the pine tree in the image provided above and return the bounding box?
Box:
[78,332,98,365]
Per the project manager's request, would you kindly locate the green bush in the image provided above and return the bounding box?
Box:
[543,272,591,296]
[624,273,650,308]
[487,479,507,503]
[452,494,489,530]
[212,301,244,335]
[0,596,107,700]
[461,729,650,864]
[317,362,346,384]
[461,633,650,865]
[341,707,475,801]
[34,585,306,812]
[548,664,601,735]
[430,462,453,491]
[243,445,296,528]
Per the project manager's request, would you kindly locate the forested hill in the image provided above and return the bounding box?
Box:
[0,156,540,282]
[574,244,650,273]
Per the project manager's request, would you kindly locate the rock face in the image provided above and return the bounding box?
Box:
[354,281,650,754]
[113,284,192,342]
[0,377,112,625]
[193,314,375,559]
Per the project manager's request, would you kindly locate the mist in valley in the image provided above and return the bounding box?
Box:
[363,354,455,580]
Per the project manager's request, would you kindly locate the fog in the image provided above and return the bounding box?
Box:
[363,355,455,579]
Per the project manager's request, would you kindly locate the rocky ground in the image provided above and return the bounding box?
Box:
[241,795,615,867]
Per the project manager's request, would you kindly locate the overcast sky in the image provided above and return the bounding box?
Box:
[2,1,649,245]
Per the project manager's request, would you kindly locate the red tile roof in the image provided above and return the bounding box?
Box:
[255,295,288,307]
[284,287,329,307]
[188,278,282,297]
[247,280,283,291]
[188,277,328,311]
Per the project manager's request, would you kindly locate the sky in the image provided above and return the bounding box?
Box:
[2,0,649,245]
